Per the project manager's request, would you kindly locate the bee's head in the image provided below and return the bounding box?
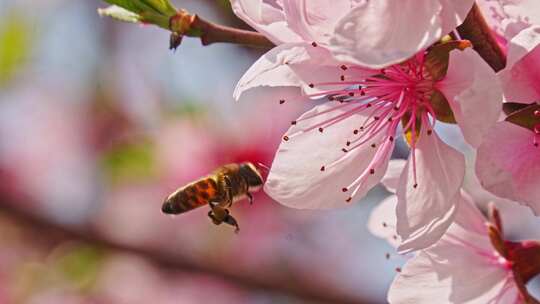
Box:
[239,162,264,191]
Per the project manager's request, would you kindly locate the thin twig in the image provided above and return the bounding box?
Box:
[169,10,274,49]
[192,15,274,47]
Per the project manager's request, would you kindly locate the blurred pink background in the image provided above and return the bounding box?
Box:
[2,1,538,303]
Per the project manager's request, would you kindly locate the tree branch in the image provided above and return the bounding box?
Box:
[0,194,368,304]
[457,3,506,72]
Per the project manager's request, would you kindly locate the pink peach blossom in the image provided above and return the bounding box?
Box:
[232,1,502,252]
[370,183,540,303]
[251,45,501,252]
[476,25,540,215]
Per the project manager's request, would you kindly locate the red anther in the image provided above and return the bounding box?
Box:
[311,41,318,47]
[340,65,348,70]
[320,166,325,171]
[342,187,348,192]
[283,135,289,141]
[369,169,375,174]
[318,127,324,133]
[279,99,285,104]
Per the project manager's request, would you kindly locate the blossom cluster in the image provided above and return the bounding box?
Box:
[230,0,540,302]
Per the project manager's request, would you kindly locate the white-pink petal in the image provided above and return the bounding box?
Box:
[329,0,474,68]
[389,191,519,303]
[438,48,502,148]
[368,195,401,248]
[476,121,540,215]
[233,43,307,103]
[499,26,540,103]
[501,0,540,29]
[453,190,489,236]
[284,44,374,94]
[381,159,407,194]
[388,246,518,304]
[264,102,393,209]
[280,0,355,43]
[396,130,465,253]
[230,0,302,44]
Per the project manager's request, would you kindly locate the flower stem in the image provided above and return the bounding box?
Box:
[169,10,274,49]
[457,3,506,72]
[191,15,274,47]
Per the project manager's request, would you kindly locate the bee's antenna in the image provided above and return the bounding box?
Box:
[256,162,270,173]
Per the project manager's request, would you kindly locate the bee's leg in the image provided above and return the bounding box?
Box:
[223,211,240,233]
[207,210,222,225]
[207,202,226,225]
[247,192,253,205]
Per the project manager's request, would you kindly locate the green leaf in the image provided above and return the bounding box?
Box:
[143,0,177,16]
[103,0,145,14]
[98,5,141,23]
[0,14,31,87]
[100,0,175,29]
[505,103,540,132]
[102,0,176,17]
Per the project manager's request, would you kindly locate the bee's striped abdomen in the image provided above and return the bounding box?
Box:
[173,178,219,213]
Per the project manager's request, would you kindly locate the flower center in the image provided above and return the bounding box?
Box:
[281,54,438,201]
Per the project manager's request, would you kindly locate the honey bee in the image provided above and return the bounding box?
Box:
[161,162,264,232]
